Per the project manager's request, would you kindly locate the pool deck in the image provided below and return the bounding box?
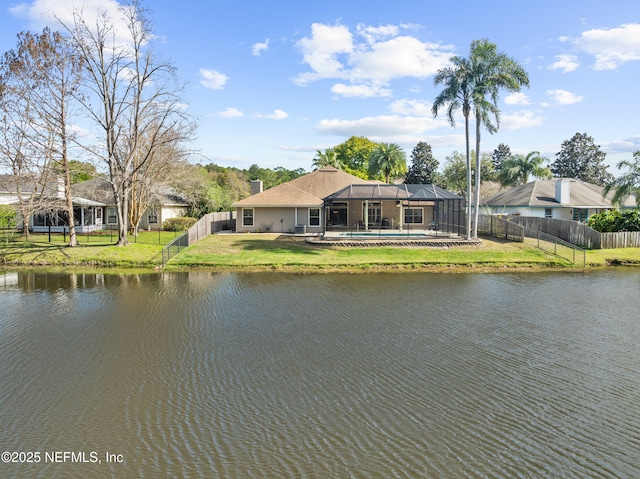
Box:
[307,230,482,248]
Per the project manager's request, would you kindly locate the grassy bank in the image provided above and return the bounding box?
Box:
[1,232,639,273]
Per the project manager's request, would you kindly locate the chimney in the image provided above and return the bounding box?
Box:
[250,179,263,195]
[555,179,570,204]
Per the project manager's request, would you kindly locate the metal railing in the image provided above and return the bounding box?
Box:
[535,231,586,269]
[161,232,188,266]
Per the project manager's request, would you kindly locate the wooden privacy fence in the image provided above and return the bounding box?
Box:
[162,211,236,266]
[507,216,640,249]
[508,217,601,248]
[187,211,236,244]
[600,231,640,249]
[476,215,524,242]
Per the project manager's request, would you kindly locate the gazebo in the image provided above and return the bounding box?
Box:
[322,184,465,237]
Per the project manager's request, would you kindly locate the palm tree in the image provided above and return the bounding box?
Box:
[311,148,340,170]
[604,150,640,206]
[498,151,551,187]
[469,39,529,238]
[368,143,407,183]
[433,56,474,239]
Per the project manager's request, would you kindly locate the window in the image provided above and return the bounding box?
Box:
[545,208,552,218]
[107,207,118,224]
[573,208,588,222]
[242,208,254,227]
[404,208,423,224]
[148,206,158,224]
[309,208,320,227]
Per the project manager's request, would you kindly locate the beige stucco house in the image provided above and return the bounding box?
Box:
[233,167,466,236]
[232,167,380,234]
[481,178,637,222]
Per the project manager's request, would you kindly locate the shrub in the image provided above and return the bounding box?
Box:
[587,209,640,232]
[0,205,17,229]
[163,217,197,231]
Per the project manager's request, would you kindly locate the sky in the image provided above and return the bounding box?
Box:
[2,0,640,175]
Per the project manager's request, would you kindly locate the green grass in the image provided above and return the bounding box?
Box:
[165,233,582,272]
[2,232,639,272]
[0,230,180,268]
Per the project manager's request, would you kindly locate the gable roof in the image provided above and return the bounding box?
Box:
[482,178,637,208]
[71,177,188,206]
[233,167,379,208]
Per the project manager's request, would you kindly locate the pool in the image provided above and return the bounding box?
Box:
[336,231,430,237]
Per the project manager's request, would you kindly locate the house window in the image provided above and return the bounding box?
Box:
[148,206,158,224]
[573,208,588,222]
[404,208,423,224]
[545,208,552,218]
[309,208,320,227]
[107,207,118,224]
[242,208,254,227]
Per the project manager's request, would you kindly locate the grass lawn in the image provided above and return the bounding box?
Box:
[164,234,589,272]
[0,230,181,268]
[1,232,639,272]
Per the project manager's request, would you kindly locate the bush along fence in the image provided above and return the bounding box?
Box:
[161,211,236,266]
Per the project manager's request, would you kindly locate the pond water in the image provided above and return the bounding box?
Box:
[1,270,639,478]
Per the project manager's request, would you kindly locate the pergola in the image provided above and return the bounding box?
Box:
[322,184,466,236]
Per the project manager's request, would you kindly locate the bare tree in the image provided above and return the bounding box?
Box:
[128,130,190,235]
[0,29,83,244]
[63,1,194,245]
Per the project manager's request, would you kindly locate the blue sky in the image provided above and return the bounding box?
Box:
[2,0,640,174]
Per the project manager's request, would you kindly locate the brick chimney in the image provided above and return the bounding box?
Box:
[250,179,263,195]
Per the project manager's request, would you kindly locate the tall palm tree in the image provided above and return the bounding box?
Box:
[311,148,340,170]
[498,151,551,187]
[368,143,407,183]
[433,56,474,239]
[604,150,640,206]
[469,39,529,238]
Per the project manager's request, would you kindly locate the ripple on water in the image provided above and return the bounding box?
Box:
[1,271,639,478]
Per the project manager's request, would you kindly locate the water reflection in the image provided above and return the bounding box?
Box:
[1,270,639,478]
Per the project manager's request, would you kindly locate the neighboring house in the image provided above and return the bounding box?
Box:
[1,174,104,232]
[233,167,380,233]
[71,178,189,231]
[0,175,188,232]
[481,178,637,222]
[232,167,466,235]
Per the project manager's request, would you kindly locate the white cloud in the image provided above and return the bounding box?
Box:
[252,39,269,57]
[500,110,544,130]
[294,22,453,96]
[217,107,243,118]
[10,0,135,48]
[294,23,354,84]
[356,23,399,43]
[256,109,288,120]
[576,23,640,70]
[546,89,584,105]
[316,115,443,137]
[504,92,531,106]
[199,69,229,90]
[389,99,433,116]
[330,83,391,98]
[548,54,580,73]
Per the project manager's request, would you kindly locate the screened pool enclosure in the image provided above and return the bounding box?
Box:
[322,184,466,237]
